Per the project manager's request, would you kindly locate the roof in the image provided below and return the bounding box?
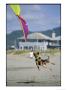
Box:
[18,32,53,40]
[52,36,61,40]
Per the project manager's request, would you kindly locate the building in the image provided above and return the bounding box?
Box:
[16,32,61,51]
[48,32,61,48]
[52,36,61,48]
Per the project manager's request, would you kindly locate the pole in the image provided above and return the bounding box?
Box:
[37,33,38,51]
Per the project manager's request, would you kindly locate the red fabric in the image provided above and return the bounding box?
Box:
[18,15,29,40]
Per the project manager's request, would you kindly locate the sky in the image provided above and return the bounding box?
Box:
[7,4,61,33]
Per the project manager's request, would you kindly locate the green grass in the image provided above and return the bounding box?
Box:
[7,50,30,55]
[7,50,14,54]
[45,48,60,55]
[13,50,30,55]
[7,48,60,55]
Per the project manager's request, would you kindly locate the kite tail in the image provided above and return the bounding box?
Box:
[17,15,29,41]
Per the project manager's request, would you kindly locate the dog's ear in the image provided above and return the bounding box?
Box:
[37,52,39,55]
[33,53,35,56]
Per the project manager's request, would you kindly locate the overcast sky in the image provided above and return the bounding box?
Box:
[7,4,61,33]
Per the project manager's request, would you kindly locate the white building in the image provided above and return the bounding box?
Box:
[16,32,61,51]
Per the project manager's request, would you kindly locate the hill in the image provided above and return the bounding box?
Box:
[6,27,61,49]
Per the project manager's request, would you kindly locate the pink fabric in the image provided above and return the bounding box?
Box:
[18,15,29,40]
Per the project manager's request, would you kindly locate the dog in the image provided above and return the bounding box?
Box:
[41,56,49,65]
[33,52,50,70]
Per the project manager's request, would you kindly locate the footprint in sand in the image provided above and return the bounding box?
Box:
[51,63,55,65]
[49,68,52,71]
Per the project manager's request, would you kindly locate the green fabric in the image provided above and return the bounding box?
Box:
[10,5,20,15]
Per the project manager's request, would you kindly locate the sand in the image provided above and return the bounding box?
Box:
[6,53,61,86]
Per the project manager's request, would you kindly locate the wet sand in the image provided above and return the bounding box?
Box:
[6,53,61,86]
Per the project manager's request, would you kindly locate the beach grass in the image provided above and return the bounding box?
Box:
[7,50,14,54]
[7,48,60,56]
[7,50,30,55]
[13,50,30,55]
[45,48,60,54]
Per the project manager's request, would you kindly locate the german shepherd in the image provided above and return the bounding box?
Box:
[33,52,55,70]
[33,52,49,69]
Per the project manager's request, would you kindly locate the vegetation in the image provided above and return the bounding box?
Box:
[45,48,60,55]
[7,48,60,56]
[13,50,30,55]
[7,50,30,55]
[7,50,15,54]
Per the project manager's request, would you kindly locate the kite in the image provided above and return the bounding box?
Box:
[10,5,20,16]
[10,4,29,41]
[18,15,29,40]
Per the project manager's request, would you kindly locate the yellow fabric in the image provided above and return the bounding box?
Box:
[10,5,20,15]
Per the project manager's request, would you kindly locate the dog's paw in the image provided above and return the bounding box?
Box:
[43,65,47,68]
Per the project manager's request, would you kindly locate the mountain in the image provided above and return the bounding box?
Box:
[41,27,61,37]
[6,27,61,49]
[7,30,23,49]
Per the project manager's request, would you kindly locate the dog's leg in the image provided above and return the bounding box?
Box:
[43,65,47,68]
[37,65,40,70]
[41,61,47,68]
[40,60,42,65]
[36,61,40,70]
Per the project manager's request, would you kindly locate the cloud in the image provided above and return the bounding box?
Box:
[33,5,41,11]
[7,4,60,33]
[22,12,45,21]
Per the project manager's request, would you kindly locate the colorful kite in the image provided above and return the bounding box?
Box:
[10,4,29,41]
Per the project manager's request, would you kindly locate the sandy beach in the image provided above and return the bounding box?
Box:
[6,53,61,86]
